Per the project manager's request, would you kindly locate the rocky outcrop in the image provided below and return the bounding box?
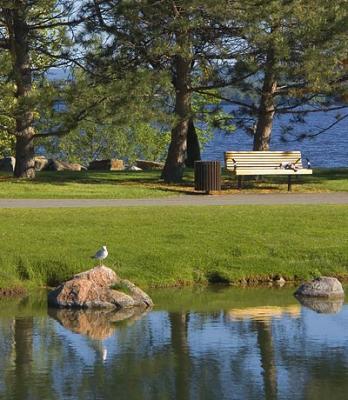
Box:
[0,157,15,172]
[294,276,344,298]
[296,296,344,314]
[48,266,153,309]
[88,159,124,171]
[48,306,150,339]
[135,159,164,170]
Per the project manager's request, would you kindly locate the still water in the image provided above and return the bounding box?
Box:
[203,109,348,167]
[1,287,348,400]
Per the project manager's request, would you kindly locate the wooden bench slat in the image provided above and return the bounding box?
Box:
[225,156,303,159]
[225,150,301,155]
[225,162,304,166]
[225,157,302,161]
[226,161,304,165]
[231,169,313,175]
[225,152,301,155]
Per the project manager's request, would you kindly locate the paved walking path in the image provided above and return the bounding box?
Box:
[0,192,347,208]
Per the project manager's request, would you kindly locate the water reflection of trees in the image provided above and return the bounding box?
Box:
[1,298,348,399]
[169,313,190,399]
[254,320,277,400]
[13,317,33,400]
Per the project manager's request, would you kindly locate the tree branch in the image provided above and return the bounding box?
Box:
[195,89,257,111]
[34,96,108,139]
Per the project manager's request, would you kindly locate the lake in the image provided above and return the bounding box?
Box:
[203,109,348,167]
[1,287,348,400]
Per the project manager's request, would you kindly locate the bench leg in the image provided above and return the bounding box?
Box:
[237,176,242,190]
[287,176,292,192]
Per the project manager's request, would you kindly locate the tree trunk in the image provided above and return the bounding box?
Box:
[14,135,35,178]
[185,118,201,168]
[253,47,277,151]
[7,2,36,178]
[162,54,192,182]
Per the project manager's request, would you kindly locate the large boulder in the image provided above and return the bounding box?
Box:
[48,266,153,309]
[0,157,15,172]
[34,156,49,171]
[294,276,344,298]
[88,159,124,171]
[44,159,85,171]
[135,159,164,170]
[73,265,118,287]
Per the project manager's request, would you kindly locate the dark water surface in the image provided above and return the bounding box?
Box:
[203,109,348,167]
[1,287,348,400]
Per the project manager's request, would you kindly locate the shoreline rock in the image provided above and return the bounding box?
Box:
[48,266,153,309]
[294,276,344,299]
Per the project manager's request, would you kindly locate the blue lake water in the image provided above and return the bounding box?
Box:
[203,110,348,167]
[1,287,348,400]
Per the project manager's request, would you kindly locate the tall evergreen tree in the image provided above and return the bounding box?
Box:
[0,0,80,178]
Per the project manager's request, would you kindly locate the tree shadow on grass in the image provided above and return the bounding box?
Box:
[1,168,345,192]
[0,170,165,187]
[307,168,348,182]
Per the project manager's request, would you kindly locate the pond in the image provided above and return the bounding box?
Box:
[1,287,347,400]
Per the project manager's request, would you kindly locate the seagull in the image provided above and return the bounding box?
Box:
[91,245,108,265]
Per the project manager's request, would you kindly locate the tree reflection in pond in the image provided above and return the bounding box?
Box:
[14,317,33,400]
[169,312,190,399]
[0,289,347,399]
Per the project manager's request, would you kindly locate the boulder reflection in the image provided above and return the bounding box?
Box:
[48,306,151,340]
[295,296,344,314]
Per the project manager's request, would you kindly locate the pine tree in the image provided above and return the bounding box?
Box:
[0,0,79,178]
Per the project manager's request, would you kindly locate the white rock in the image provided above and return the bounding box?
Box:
[128,165,142,171]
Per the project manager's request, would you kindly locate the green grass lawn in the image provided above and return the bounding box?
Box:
[0,168,346,198]
[0,205,347,289]
[0,170,174,199]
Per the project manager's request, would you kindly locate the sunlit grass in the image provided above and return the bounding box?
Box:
[0,205,347,289]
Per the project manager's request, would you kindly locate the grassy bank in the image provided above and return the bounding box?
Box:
[0,205,347,289]
[0,168,347,198]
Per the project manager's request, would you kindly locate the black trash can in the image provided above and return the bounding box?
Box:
[194,161,221,193]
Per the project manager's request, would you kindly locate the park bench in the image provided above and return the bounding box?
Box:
[224,151,312,191]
